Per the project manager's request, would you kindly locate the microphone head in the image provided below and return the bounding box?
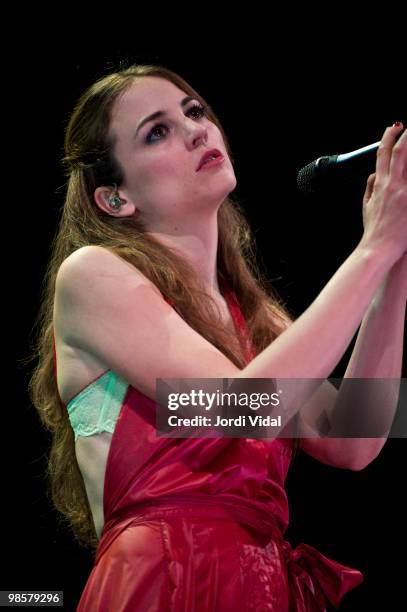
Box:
[296,156,335,193]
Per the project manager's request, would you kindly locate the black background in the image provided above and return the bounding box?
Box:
[6,35,406,612]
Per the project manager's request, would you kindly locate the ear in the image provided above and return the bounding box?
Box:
[93,185,137,217]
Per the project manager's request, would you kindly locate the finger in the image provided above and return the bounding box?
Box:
[375,123,404,180]
[363,173,376,206]
[389,126,407,181]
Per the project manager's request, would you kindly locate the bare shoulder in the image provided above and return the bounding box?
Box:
[54,245,240,401]
[56,245,163,299]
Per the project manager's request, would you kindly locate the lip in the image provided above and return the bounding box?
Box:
[196,149,224,171]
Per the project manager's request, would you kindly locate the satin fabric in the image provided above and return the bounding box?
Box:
[54,279,363,610]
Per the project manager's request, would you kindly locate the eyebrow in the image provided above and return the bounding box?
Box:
[134,96,196,138]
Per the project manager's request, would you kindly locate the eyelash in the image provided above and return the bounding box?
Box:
[145,104,208,144]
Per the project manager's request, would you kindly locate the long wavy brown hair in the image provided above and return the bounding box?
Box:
[25,63,299,552]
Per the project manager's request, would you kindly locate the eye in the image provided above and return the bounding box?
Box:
[145,104,208,144]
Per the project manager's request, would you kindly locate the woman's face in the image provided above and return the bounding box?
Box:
[108,76,237,228]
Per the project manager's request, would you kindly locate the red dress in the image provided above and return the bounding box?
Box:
[53,283,363,611]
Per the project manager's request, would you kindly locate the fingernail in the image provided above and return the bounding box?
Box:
[392,121,403,127]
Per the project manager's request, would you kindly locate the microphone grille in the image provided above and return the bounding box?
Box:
[296,160,318,193]
[296,156,332,193]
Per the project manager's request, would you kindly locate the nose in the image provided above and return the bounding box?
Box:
[184,119,208,149]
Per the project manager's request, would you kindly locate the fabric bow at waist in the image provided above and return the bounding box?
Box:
[279,539,363,610]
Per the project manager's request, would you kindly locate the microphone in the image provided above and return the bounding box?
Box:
[297,141,381,193]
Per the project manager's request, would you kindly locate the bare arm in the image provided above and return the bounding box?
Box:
[327,254,406,465]
[294,254,406,470]
[234,245,397,426]
[240,247,394,380]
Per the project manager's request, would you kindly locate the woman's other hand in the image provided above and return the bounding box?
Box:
[359,123,406,265]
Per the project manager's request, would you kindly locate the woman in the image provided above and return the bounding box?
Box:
[28,63,406,611]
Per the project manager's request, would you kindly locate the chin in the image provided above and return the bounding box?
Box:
[212,177,237,205]
[221,172,237,197]
[229,174,238,191]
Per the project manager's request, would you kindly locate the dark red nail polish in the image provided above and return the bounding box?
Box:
[392,121,403,127]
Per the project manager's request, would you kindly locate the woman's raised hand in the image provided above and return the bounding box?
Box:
[359,123,406,264]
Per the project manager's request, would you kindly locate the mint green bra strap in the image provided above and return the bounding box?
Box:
[67,370,129,440]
